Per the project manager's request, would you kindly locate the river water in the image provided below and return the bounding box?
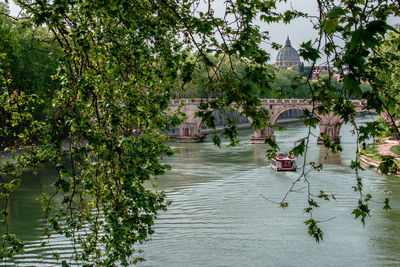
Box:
[6,117,400,266]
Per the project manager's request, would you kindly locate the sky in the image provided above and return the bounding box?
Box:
[257,0,320,62]
[6,0,19,15]
[5,0,319,63]
[5,0,400,65]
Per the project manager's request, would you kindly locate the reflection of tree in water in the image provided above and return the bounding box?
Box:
[7,165,58,242]
[368,176,400,261]
[318,146,342,165]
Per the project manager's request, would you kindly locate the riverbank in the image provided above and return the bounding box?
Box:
[359,138,400,176]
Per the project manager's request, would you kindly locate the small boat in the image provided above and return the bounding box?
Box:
[270,152,297,171]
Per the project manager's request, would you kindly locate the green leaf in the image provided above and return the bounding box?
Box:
[299,41,320,62]
[343,74,361,98]
[327,6,346,18]
[212,134,221,148]
[383,198,391,210]
[308,199,320,208]
[324,20,337,34]
[290,139,305,156]
[304,219,323,243]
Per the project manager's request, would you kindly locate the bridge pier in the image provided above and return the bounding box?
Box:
[317,124,341,144]
[249,126,274,144]
[167,99,383,144]
[171,123,205,143]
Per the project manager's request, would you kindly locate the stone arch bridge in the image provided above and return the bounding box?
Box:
[167,99,392,144]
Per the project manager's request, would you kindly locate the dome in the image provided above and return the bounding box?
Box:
[274,37,303,72]
[276,37,300,62]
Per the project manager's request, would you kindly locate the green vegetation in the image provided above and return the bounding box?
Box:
[0,0,399,265]
[360,142,399,174]
[360,142,385,162]
[268,68,310,98]
[0,3,61,149]
[361,142,382,155]
[370,26,400,124]
[390,145,400,156]
[171,53,275,98]
[170,55,312,99]
[374,116,395,138]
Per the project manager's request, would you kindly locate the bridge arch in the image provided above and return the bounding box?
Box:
[317,108,396,144]
[169,101,251,142]
[270,106,309,126]
[250,103,313,144]
[167,99,398,144]
[167,100,204,142]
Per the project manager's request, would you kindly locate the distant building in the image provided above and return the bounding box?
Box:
[312,66,349,81]
[311,66,329,79]
[275,37,303,72]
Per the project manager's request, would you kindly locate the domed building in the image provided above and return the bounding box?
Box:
[275,37,303,72]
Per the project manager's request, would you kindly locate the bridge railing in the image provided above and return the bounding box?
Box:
[169,98,368,107]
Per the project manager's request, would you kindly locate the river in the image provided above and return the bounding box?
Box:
[5,117,400,266]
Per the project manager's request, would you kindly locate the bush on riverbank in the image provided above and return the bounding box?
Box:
[360,142,384,157]
[390,145,400,157]
[374,116,394,138]
[360,142,400,176]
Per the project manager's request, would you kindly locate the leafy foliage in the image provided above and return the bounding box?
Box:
[378,155,399,175]
[352,199,371,226]
[0,0,399,264]
[304,218,323,243]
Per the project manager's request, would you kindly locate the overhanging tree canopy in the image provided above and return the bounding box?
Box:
[1,0,399,265]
